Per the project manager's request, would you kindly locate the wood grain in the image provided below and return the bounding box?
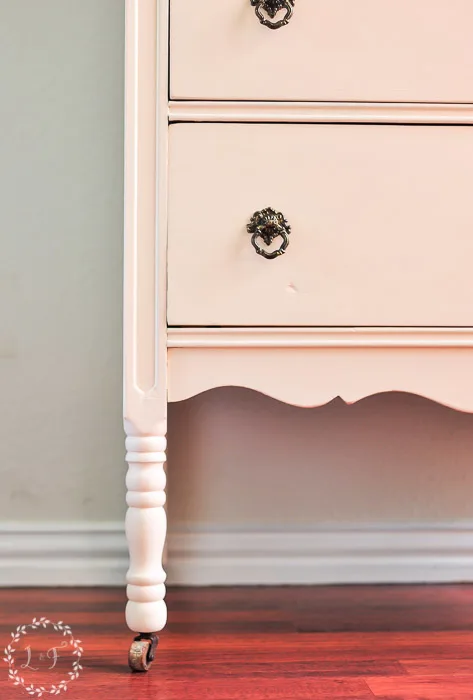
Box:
[1,586,473,699]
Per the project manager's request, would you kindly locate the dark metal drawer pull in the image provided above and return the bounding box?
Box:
[247,207,291,260]
[250,0,295,30]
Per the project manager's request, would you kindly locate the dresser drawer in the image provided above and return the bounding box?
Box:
[170,1,473,102]
[168,123,473,327]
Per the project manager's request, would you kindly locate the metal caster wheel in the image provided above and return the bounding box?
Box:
[128,633,159,672]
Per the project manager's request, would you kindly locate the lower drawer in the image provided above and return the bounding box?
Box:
[168,123,473,327]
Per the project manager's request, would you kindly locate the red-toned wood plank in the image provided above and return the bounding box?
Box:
[367,675,473,699]
[401,658,473,676]
[295,585,473,633]
[159,632,473,661]
[152,660,405,680]
[128,678,376,700]
[2,586,473,699]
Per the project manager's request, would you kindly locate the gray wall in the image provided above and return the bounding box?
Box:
[2,1,473,531]
[0,1,125,520]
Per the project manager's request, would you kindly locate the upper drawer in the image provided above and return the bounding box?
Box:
[170,0,473,102]
[168,123,473,327]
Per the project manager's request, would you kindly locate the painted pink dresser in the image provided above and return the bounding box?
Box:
[123,0,473,671]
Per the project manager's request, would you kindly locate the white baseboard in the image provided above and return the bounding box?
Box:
[0,523,128,587]
[166,524,473,586]
[2,522,473,587]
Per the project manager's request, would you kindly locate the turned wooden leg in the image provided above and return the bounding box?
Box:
[125,434,167,671]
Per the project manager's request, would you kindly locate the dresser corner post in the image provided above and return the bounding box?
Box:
[123,0,169,673]
[124,426,168,672]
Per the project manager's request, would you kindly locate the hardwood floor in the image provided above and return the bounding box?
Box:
[1,585,473,699]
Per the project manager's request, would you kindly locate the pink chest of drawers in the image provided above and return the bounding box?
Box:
[123,0,473,671]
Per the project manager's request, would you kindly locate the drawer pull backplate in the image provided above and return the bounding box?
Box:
[247,207,291,259]
[250,0,295,30]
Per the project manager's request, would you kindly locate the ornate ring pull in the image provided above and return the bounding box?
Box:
[247,207,291,260]
[250,0,295,30]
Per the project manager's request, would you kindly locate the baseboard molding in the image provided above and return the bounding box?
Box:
[166,524,473,586]
[0,523,128,587]
[2,522,473,587]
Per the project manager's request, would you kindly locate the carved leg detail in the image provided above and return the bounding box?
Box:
[125,435,167,671]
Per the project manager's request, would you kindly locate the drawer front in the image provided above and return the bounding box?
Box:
[168,123,473,327]
[170,1,473,102]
